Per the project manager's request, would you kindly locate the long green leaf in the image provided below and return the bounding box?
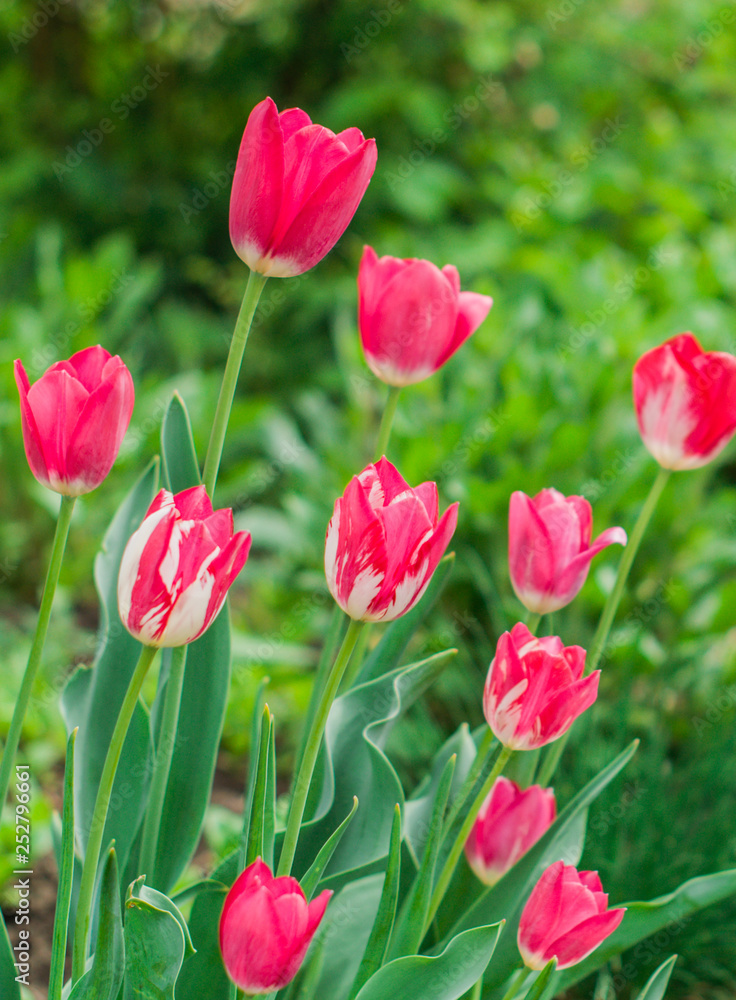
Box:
[152,393,233,891]
[161,390,201,492]
[348,805,403,1000]
[300,797,359,901]
[61,461,159,877]
[302,874,385,1000]
[0,919,21,1000]
[354,923,503,1000]
[556,870,736,991]
[289,649,457,883]
[123,877,194,999]
[389,753,456,959]
[244,706,274,868]
[68,848,125,1000]
[49,728,77,1000]
[447,740,639,987]
[635,955,678,1000]
[175,851,238,1000]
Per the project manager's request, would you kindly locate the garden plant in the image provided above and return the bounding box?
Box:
[2,82,736,1000]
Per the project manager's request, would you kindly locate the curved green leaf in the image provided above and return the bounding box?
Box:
[161,391,201,493]
[556,870,736,991]
[635,955,678,1000]
[61,461,159,877]
[348,805,403,999]
[447,740,639,987]
[355,923,503,1000]
[289,649,457,883]
[123,876,193,999]
[300,797,359,901]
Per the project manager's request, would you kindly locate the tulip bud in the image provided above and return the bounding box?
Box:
[219,858,332,995]
[325,457,458,622]
[483,623,599,751]
[508,488,627,615]
[518,861,625,970]
[464,777,556,887]
[118,486,251,648]
[230,97,377,278]
[358,245,493,386]
[14,345,134,496]
[633,332,736,470]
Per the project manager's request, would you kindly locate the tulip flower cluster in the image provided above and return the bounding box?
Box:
[11,88,736,1000]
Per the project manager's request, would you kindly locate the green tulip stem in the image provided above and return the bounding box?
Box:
[202,269,268,498]
[374,385,402,462]
[0,494,76,814]
[587,465,671,676]
[427,743,513,929]
[277,619,365,877]
[537,463,671,788]
[499,966,530,1000]
[139,644,189,885]
[72,643,159,982]
[525,612,542,636]
[441,727,495,839]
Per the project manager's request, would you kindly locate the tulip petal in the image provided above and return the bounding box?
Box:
[518,860,565,959]
[66,344,114,391]
[229,97,285,268]
[508,491,556,612]
[441,290,493,365]
[26,369,89,492]
[546,907,626,970]
[63,360,134,493]
[14,360,50,487]
[175,485,214,521]
[271,137,377,277]
[535,671,600,746]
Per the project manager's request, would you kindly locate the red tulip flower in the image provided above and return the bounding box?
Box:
[508,489,627,615]
[465,777,556,887]
[483,623,599,751]
[518,861,625,970]
[118,486,251,648]
[229,97,377,277]
[219,858,332,995]
[633,332,736,470]
[358,246,493,386]
[14,345,134,496]
[325,457,458,622]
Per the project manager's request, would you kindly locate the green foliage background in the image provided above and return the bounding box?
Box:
[1,0,736,994]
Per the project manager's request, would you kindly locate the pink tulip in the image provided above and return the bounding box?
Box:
[325,457,458,622]
[508,489,627,615]
[14,345,134,496]
[633,332,736,470]
[518,861,625,970]
[219,858,332,995]
[118,486,251,648]
[483,623,599,751]
[229,96,377,277]
[358,245,493,386]
[465,777,556,887]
